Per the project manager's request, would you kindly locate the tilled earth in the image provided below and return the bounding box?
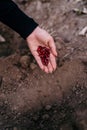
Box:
[0,0,87,130]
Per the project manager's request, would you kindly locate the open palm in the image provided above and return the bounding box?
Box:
[26,27,57,73]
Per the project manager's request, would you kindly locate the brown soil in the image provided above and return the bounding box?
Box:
[0,0,87,129]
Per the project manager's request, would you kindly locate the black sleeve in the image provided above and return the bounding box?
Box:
[0,0,38,39]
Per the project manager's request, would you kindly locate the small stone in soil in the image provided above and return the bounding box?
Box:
[0,35,6,42]
[56,41,62,50]
[42,114,50,120]
[20,55,30,69]
[45,104,52,111]
[30,63,37,70]
[32,115,39,121]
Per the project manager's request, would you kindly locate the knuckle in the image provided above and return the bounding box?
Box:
[47,35,52,41]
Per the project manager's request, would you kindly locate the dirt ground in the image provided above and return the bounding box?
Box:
[0,0,87,130]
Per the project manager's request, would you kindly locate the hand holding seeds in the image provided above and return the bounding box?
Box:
[26,26,57,73]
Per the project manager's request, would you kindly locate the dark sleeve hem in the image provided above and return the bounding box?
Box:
[21,19,38,39]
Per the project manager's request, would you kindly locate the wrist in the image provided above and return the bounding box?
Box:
[26,26,39,42]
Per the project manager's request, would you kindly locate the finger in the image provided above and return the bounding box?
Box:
[44,66,49,73]
[50,53,57,71]
[48,37,57,56]
[32,51,44,71]
[47,62,53,73]
[32,51,49,73]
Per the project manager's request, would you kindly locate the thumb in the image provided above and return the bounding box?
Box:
[47,37,57,56]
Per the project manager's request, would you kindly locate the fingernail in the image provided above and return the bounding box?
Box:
[50,70,53,73]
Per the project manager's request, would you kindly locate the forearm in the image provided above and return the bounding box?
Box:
[0,0,38,39]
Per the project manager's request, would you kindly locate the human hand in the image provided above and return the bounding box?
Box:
[26,26,57,73]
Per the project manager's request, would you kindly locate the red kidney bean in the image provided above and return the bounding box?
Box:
[37,46,50,66]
